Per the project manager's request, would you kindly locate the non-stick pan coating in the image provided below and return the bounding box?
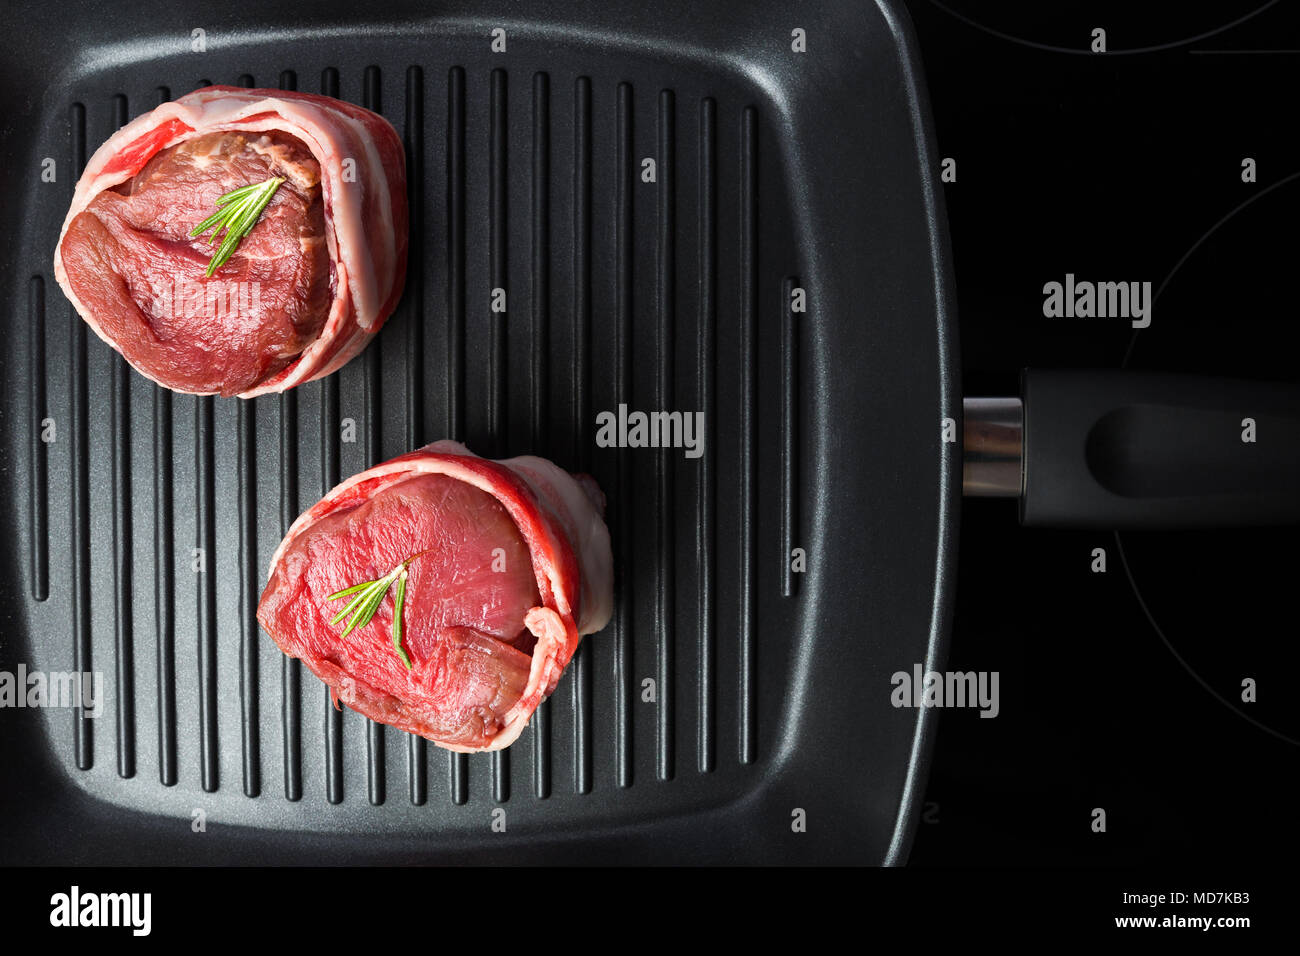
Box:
[0,0,958,864]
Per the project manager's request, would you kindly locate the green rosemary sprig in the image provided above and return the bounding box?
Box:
[391,570,410,669]
[326,554,427,670]
[188,176,285,277]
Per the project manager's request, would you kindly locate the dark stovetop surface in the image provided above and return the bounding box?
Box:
[906,0,1300,865]
[0,0,1294,872]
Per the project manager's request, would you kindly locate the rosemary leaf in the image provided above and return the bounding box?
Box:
[188,175,285,277]
[326,580,380,602]
[329,578,384,627]
[338,577,390,640]
[392,570,411,670]
[328,554,427,668]
[214,182,264,205]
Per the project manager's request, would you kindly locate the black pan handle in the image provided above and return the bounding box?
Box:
[963,369,1300,528]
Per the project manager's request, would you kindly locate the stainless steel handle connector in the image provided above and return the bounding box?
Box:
[962,397,1023,497]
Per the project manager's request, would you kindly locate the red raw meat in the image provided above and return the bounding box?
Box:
[53,86,407,397]
[257,441,614,752]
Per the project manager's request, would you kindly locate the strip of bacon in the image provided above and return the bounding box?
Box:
[53,86,407,397]
[258,441,614,752]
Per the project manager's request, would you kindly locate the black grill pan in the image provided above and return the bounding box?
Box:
[0,0,958,864]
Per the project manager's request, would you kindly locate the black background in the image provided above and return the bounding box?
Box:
[1,3,1295,904]
[906,0,1300,865]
